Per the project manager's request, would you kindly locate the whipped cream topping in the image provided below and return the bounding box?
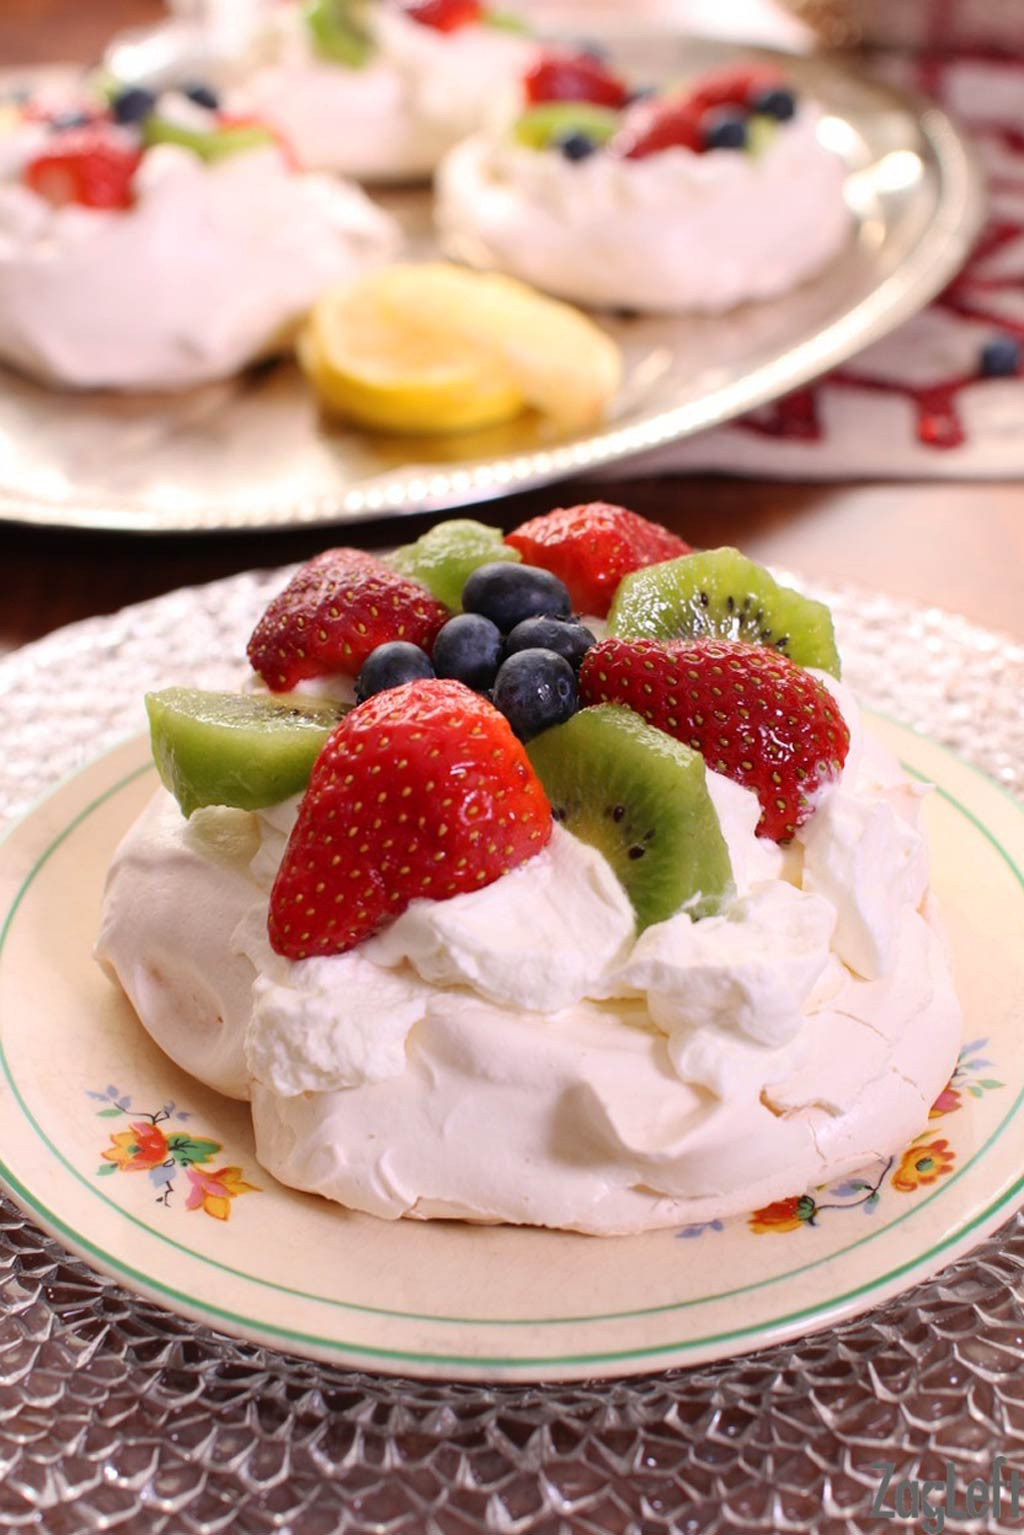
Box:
[107,0,535,181]
[0,139,399,389]
[437,103,851,312]
[97,679,962,1233]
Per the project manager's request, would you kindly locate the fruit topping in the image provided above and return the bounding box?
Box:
[48,110,98,131]
[267,679,552,959]
[701,108,748,151]
[355,640,434,703]
[557,130,599,162]
[686,65,784,117]
[512,102,620,152]
[432,613,504,690]
[610,97,702,160]
[247,548,449,691]
[504,616,596,671]
[527,703,732,928]
[183,81,220,110]
[610,66,796,159]
[304,0,375,66]
[398,0,484,30]
[390,518,520,611]
[607,547,841,678]
[507,502,692,618]
[493,649,577,741]
[750,84,796,121]
[110,85,156,124]
[524,50,629,110]
[579,637,850,840]
[979,335,1021,378]
[24,127,141,210]
[146,688,348,818]
[462,562,571,632]
[141,116,279,162]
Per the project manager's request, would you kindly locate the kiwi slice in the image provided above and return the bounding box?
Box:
[142,118,278,162]
[303,0,374,67]
[512,103,621,151]
[526,704,732,930]
[389,519,520,612]
[608,547,841,677]
[146,688,349,819]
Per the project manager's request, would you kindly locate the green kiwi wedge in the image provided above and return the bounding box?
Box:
[302,0,374,66]
[389,519,520,612]
[142,118,278,162]
[608,547,841,678]
[527,704,733,930]
[146,688,349,818]
[512,103,622,151]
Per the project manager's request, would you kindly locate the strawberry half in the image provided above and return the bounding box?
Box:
[398,0,484,29]
[506,502,692,618]
[523,51,630,110]
[247,549,450,691]
[24,126,142,210]
[611,96,703,159]
[685,64,783,118]
[579,636,850,840]
[268,679,552,958]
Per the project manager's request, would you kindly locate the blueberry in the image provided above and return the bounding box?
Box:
[111,85,156,124]
[556,130,598,162]
[183,80,220,110]
[701,108,748,151]
[49,110,94,132]
[355,641,434,704]
[979,334,1021,378]
[493,649,577,742]
[432,614,503,691]
[504,616,596,671]
[462,563,571,633]
[749,85,796,121]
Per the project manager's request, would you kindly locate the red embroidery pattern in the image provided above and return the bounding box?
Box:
[739,49,1024,451]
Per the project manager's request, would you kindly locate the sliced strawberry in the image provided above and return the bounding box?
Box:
[24,127,141,210]
[506,503,692,618]
[247,549,450,692]
[610,96,702,159]
[268,679,552,958]
[524,51,630,110]
[579,636,850,840]
[684,64,783,117]
[398,0,484,30]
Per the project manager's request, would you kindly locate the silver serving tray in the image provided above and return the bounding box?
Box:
[0,41,984,533]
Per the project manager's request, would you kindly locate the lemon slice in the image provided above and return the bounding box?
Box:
[301,282,525,436]
[302,263,622,436]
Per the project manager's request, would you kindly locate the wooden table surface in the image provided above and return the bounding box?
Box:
[1,0,1021,661]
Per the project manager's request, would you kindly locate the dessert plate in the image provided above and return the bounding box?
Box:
[0,718,1020,1382]
[0,38,983,534]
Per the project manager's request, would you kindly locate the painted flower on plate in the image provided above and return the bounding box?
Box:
[101,1121,170,1172]
[892,1137,956,1193]
[185,1165,260,1222]
[749,1194,817,1235]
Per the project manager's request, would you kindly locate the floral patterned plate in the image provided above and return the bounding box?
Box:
[0,716,1021,1383]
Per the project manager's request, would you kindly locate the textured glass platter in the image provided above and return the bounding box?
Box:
[0,573,1022,1529]
[0,38,984,533]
